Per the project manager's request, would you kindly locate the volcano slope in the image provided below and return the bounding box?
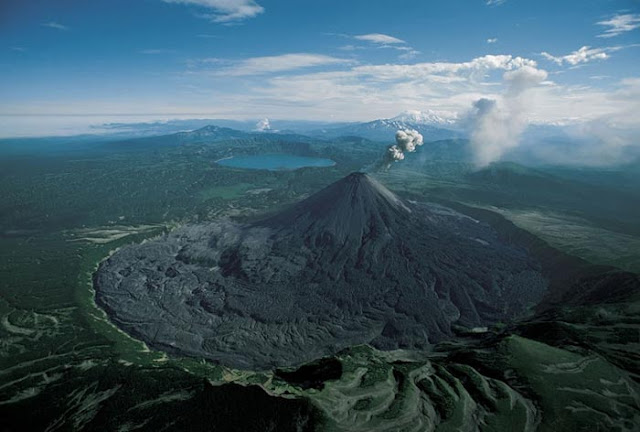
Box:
[95,173,550,370]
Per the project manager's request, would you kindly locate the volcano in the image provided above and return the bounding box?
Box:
[95,173,549,369]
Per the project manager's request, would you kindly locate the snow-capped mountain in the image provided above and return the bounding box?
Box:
[309,110,462,142]
[391,110,457,126]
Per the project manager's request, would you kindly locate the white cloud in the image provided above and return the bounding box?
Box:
[597,13,640,38]
[487,38,498,44]
[541,46,614,66]
[162,0,264,23]
[337,33,419,60]
[199,53,350,76]
[354,33,405,45]
[486,0,507,5]
[42,21,69,31]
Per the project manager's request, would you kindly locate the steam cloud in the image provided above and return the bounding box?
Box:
[255,118,271,132]
[384,129,424,167]
[467,65,547,167]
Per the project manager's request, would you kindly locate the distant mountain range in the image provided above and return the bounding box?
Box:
[97,118,346,138]
[90,111,594,149]
[94,111,461,143]
[307,110,461,142]
[48,111,640,168]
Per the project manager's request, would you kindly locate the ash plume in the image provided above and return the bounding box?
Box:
[387,145,405,162]
[395,129,424,152]
[370,129,424,171]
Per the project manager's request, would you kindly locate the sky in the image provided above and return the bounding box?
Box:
[0,0,639,137]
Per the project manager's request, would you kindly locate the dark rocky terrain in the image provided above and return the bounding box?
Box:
[94,173,551,370]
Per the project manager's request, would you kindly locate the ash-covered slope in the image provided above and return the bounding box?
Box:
[260,172,410,242]
[95,173,548,370]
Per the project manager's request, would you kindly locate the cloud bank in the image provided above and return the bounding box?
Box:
[201,53,350,76]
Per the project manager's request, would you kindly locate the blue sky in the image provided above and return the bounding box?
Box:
[1,0,639,136]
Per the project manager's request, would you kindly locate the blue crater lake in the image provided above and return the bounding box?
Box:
[216,154,336,171]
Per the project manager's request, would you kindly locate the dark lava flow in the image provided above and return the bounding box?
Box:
[94,173,549,369]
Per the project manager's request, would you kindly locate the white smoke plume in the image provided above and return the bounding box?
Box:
[255,118,271,132]
[380,128,424,168]
[468,65,547,167]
